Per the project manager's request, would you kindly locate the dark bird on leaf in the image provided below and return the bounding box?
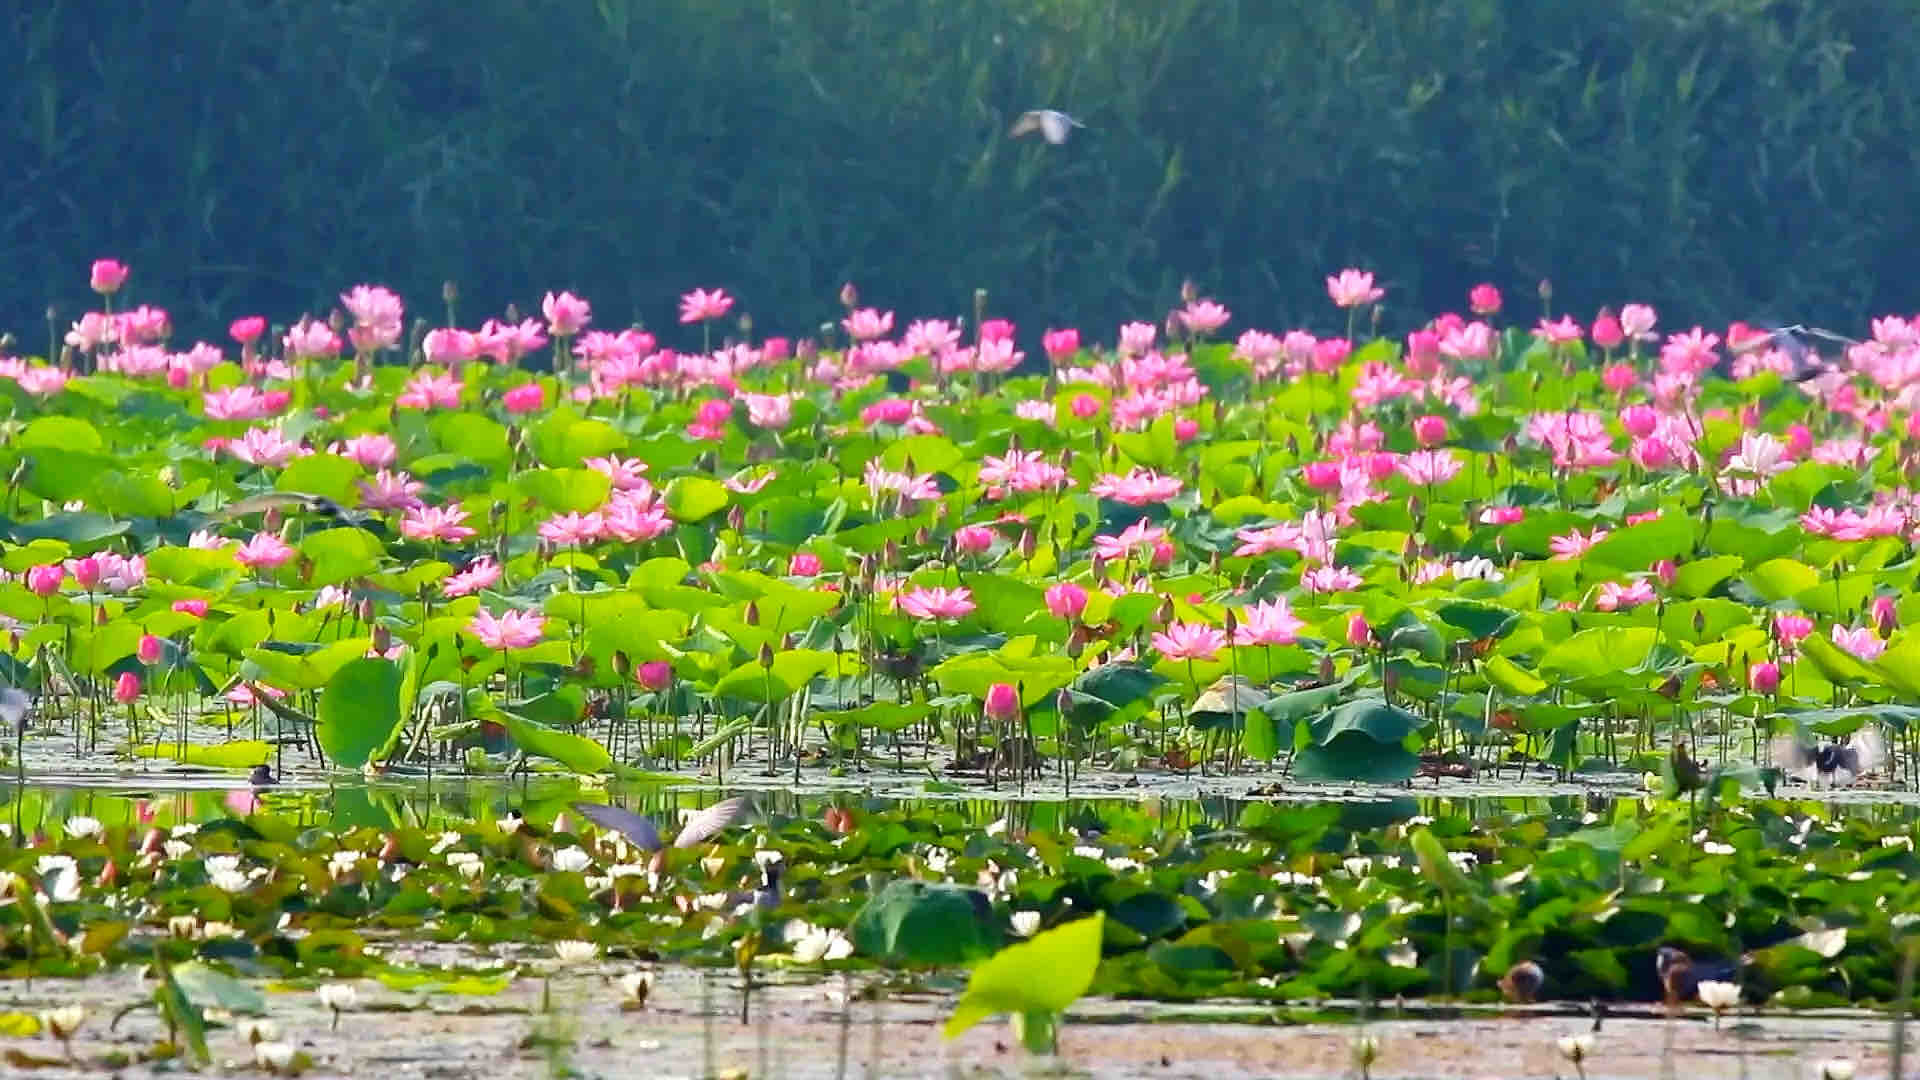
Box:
[570,797,752,853]
[248,763,278,787]
[1771,726,1888,789]
[1498,960,1545,1004]
[1656,946,1739,1007]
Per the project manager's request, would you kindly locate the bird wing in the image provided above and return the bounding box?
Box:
[1769,736,1816,778]
[1008,112,1043,138]
[1849,725,1890,776]
[0,687,29,732]
[211,491,355,523]
[570,801,664,852]
[673,796,751,849]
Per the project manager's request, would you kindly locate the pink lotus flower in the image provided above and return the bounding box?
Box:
[863,460,941,504]
[1600,363,1637,393]
[1774,613,1814,650]
[402,504,477,543]
[172,599,209,617]
[983,682,1020,723]
[1300,461,1342,491]
[1594,580,1656,612]
[679,288,734,323]
[357,470,424,511]
[1151,621,1225,661]
[442,557,502,598]
[741,392,795,430]
[1042,328,1080,361]
[1178,300,1230,335]
[25,564,63,597]
[979,319,1015,343]
[228,427,306,468]
[1301,565,1364,593]
[66,556,101,590]
[1479,506,1524,525]
[542,291,592,336]
[1117,321,1157,355]
[953,525,995,555]
[1439,321,1492,361]
[90,259,129,295]
[1396,449,1461,486]
[398,370,464,411]
[284,318,342,359]
[1533,316,1583,345]
[842,308,895,341]
[234,532,295,571]
[585,455,650,492]
[635,660,673,692]
[341,284,404,351]
[1233,522,1303,558]
[601,494,672,542]
[230,316,266,345]
[897,586,975,620]
[1412,415,1448,447]
[469,608,547,651]
[1347,613,1373,647]
[1619,304,1657,340]
[1468,283,1500,315]
[789,552,823,577]
[114,671,141,704]
[1093,518,1168,562]
[1326,269,1384,308]
[1313,338,1352,372]
[337,433,400,471]
[539,511,605,547]
[1232,598,1305,646]
[1592,311,1625,351]
[1070,394,1102,420]
[1091,468,1182,505]
[1832,623,1887,662]
[502,383,546,414]
[861,398,916,427]
[423,328,479,366]
[1044,582,1088,619]
[686,398,734,440]
[1748,661,1780,694]
[64,312,116,352]
[1549,527,1610,560]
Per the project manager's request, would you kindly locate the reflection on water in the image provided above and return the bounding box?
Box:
[7,775,1920,836]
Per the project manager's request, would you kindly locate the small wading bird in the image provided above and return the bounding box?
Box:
[1009,109,1085,145]
[1656,945,1740,1009]
[209,491,363,524]
[1771,725,1888,789]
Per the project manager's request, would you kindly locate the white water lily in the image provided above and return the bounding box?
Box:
[236,1018,278,1045]
[1817,1059,1856,1080]
[1009,911,1041,938]
[446,851,482,879]
[169,823,200,839]
[40,1004,84,1040]
[210,868,251,894]
[1384,941,1419,968]
[35,854,75,878]
[162,840,193,860]
[1557,1033,1595,1063]
[790,923,853,964]
[617,970,653,1005]
[317,982,356,1030]
[254,1040,298,1072]
[43,864,80,903]
[1343,857,1373,878]
[1696,980,1740,1011]
[429,830,463,855]
[553,939,598,965]
[200,921,240,940]
[753,849,785,868]
[551,846,593,873]
[63,816,103,842]
[169,915,199,938]
[205,854,241,876]
[496,812,524,834]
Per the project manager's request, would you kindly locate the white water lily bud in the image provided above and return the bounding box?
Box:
[63,816,103,842]
[1696,980,1740,1010]
[40,1004,85,1040]
[551,846,592,873]
[254,1040,298,1072]
[168,915,198,938]
[236,1018,278,1045]
[1556,1034,1595,1064]
[1009,911,1041,938]
[617,971,653,1005]
[1817,1059,1856,1080]
[553,939,598,965]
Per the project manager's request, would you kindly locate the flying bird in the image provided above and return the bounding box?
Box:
[1771,725,1888,789]
[570,797,751,853]
[209,491,365,525]
[1009,109,1085,145]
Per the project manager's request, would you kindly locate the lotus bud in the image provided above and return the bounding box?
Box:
[744,601,760,626]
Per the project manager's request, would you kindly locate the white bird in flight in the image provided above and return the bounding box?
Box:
[1009,109,1085,145]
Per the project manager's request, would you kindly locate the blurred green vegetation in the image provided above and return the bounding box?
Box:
[1,0,1915,348]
